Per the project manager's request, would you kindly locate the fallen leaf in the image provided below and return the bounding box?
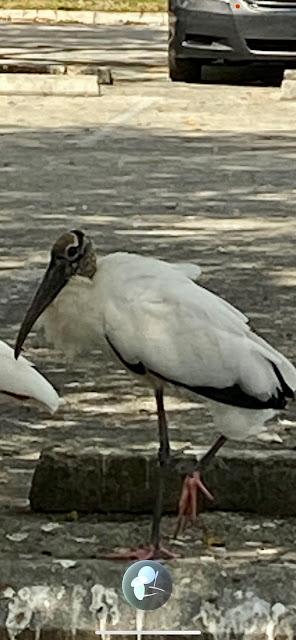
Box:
[2,587,15,598]
[256,547,281,556]
[257,432,283,443]
[73,536,96,544]
[66,511,79,522]
[41,523,62,533]
[6,532,28,542]
[206,536,225,547]
[170,538,186,547]
[53,559,77,569]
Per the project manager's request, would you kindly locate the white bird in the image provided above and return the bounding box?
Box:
[0,340,60,413]
[14,230,296,558]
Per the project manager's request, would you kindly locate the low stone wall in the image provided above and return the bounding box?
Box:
[30,441,296,516]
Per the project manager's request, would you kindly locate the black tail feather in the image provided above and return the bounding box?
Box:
[271,361,295,400]
[105,334,294,411]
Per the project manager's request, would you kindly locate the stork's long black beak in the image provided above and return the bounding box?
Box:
[14,260,69,359]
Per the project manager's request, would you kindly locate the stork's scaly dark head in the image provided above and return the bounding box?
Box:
[14,229,96,359]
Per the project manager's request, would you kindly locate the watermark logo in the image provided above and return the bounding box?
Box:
[122,560,173,611]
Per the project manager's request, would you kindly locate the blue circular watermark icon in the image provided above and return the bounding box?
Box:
[122,560,173,611]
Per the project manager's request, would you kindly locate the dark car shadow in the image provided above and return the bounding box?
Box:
[201,63,288,86]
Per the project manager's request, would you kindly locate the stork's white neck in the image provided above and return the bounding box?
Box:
[37,269,104,359]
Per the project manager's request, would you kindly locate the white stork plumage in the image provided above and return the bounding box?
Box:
[0,340,60,413]
[14,230,296,558]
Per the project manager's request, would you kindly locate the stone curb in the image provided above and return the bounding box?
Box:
[0,556,296,638]
[280,69,296,100]
[0,8,168,26]
[280,81,296,100]
[30,443,296,516]
[0,73,102,95]
[0,61,66,74]
[284,69,296,80]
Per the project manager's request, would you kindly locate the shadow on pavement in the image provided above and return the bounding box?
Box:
[202,63,286,87]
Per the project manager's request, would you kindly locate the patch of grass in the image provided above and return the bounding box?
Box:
[0,0,166,10]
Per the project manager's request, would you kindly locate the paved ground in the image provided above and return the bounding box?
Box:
[0,20,296,638]
[0,22,167,80]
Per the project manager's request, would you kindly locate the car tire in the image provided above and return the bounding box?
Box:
[169,55,203,83]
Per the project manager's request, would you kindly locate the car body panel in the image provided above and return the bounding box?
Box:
[169,0,296,63]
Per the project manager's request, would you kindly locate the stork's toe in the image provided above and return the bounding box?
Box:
[174,471,214,538]
[99,545,178,561]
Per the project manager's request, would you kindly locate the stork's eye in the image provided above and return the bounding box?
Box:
[67,246,78,259]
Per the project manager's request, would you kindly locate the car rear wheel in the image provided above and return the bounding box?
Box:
[169,55,203,83]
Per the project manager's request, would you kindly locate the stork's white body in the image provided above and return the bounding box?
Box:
[0,340,60,413]
[37,253,296,439]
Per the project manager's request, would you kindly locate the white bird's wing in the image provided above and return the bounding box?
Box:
[0,340,60,413]
[169,262,202,282]
[102,256,296,409]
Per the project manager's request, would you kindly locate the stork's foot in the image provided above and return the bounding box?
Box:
[171,444,191,459]
[99,544,178,561]
[174,471,214,538]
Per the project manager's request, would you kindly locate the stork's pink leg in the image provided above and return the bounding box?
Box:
[174,435,227,538]
[174,471,214,538]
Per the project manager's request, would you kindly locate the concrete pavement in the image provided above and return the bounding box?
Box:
[0,512,296,638]
[0,22,167,82]
[0,8,168,26]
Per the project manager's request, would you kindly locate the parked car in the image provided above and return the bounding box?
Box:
[169,0,296,81]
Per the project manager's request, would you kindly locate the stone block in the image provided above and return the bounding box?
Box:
[280,79,296,100]
[283,69,296,80]
[0,62,66,75]
[0,74,100,96]
[29,442,296,516]
[66,65,113,84]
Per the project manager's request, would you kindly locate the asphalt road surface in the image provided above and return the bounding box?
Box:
[0,22,167,80]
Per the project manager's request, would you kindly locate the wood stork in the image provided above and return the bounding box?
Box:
[14,230,296,558]
[0,340,60,413]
